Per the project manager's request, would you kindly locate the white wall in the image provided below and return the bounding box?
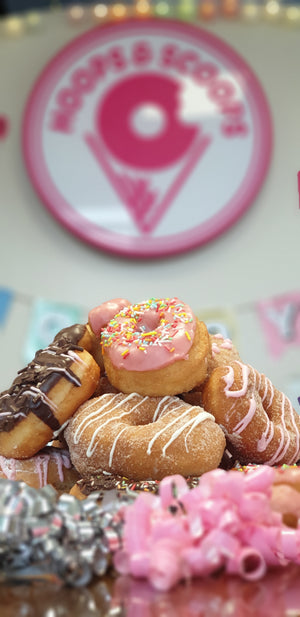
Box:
[0,11,300,407]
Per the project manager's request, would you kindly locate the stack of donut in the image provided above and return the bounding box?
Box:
[0,323,100,491]
[1,296,300,507]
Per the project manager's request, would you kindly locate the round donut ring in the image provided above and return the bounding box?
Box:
[100,298,211,396]
[0,446,80,492]
[0,324,100,459]
[181,333,241,407]
[64,392,226,480]
[202,360,300,466]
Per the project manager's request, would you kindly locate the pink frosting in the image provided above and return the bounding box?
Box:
[114,466,300,590]
[88,298,130,337]
[0,448,71,487]
[101,297,196,371]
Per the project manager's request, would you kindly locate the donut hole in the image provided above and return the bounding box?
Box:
[137,310,162,333]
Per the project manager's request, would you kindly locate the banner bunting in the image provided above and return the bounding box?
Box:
[2,284,300,363]
[0,287,14,327]
[257,291,300,358]
[23,298,85,364]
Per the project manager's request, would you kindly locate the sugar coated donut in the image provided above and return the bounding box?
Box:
[64,392,226,480]
[181,333,240,407]
[0,324,100,459]
[209,333,240,372]
[0,446,80,492]
[202,360,300,466]
[101,297,211,396]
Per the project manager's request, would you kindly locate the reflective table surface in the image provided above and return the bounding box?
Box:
[2,565,300,617]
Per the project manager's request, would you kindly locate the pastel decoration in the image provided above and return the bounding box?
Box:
[0,287,14,326]
[257,292,300,357]
[115,465,300,590]
[0,115,9,140]
[23,298,83,364]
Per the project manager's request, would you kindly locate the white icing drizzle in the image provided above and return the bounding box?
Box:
[162,411,214,456]
[211,334,233,356]
[0,449,71,487]
[109,426,128,467]
[223,362,300,465]
[223,362,250,398]
[23,386,58,413]
[71,393,215,467]
[232,397,257,435]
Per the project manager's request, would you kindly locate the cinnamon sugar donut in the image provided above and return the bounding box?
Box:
[64,392,226,480]
[0,446,80,492]
[101,298,211,396]
[0,324,100,459]
[202,361,300,466]
[208,333,240,372]
[181,333,240,407]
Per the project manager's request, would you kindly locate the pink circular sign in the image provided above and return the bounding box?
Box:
[23,18,272,258]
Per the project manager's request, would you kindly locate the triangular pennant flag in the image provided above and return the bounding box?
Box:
[196,307,238,344]
[257,291,300,357]
[23,298,84,364]
[0,287,14,326]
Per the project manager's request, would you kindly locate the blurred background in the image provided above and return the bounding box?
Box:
[0,0,300,410]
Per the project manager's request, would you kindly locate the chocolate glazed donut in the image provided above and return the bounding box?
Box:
[0,324,100,459]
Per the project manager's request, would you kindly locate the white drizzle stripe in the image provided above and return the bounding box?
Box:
[73,394,139,444]
[146,407,214,455]
[23,387,58,413]
[257,417,274,452]
[67,350,88,367]
[109,426,128,467]
[232,397,257,435]
[152,396,175,422]
[86,397,149,457]
[223,362,250,398]
[286,397,300,464]
[0,456,16,480]
[265,426,285,466]
[162,411,213,456]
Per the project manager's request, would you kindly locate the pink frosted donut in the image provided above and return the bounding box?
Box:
[0,446,80,492]
[100,297,211,396]
[88,298,131,338]
[87,298,131,368]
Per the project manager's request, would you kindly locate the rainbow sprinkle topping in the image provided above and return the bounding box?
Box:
[100,297,194,359]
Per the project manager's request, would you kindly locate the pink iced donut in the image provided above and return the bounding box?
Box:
[100,297,211,396]
[87,298,131,368]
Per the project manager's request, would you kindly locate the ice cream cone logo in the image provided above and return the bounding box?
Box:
[23,19,272,257]
[85,72,211,233]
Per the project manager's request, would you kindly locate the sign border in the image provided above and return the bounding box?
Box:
[22,18,273,258]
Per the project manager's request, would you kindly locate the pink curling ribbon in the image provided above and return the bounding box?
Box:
[114,467,300,590]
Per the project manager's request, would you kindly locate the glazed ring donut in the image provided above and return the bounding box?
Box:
[0,324,100,459]
[202,360,300,466]
[100,298,211,396]
[64,392,226,480]
[0,445,80,492]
